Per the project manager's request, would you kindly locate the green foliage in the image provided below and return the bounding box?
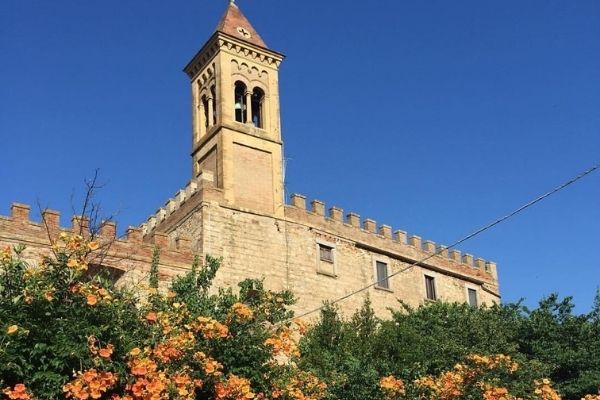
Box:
[164,257,296,394]
[299,296,600,400]
[0,239,302,400]
[2,235,600,400]
[518,293,600,399]
[0,241,146,399]
[383,301,525,374]
[299,301,385,400]
[148,247,160,290]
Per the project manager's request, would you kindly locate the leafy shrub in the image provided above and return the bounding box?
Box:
[0,236,323,399]
[2,235,600,400]
[299,297,600,400]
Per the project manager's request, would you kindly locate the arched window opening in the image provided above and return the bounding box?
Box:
[210,85,217,125]
[201,95,209,128]
[251,87,265,128]
[234,81,247,123]
[81,264,125,285]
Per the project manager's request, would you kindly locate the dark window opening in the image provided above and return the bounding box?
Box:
[319,244,334,263]
[201,95,209,128]
[234,81,247,123]
[376,261,389,289]
[81,264,125,285]
[468,288,478,307]
[425,275,436,300]
[251,87,265,128]
[210,85,217,125]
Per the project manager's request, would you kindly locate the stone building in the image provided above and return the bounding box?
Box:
[0,2,500,317]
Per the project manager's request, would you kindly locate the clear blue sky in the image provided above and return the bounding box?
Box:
[1,1,599,312]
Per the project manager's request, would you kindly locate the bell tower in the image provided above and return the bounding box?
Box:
[184,1,285,216]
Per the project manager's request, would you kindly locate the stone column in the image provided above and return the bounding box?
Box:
[196,101,204,139]
[245,91,252,124]
[207,97,214,128]
[262,95,270,131]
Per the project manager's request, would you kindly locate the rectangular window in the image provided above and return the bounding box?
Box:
[319,244,334,263]
[316,241,336,277]
[376,261,389,289]
[425,275,436,300]
[468,288,478,307]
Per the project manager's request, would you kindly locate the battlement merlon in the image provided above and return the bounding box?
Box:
[286,193,499,287]
[0,203,194,275]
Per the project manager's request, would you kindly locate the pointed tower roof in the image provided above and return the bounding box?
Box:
[215,1,268,49]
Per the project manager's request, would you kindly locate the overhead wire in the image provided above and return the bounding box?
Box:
[289,161,600,322]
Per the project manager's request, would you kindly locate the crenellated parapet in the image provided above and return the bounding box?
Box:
[0,203,194,278]
[141,177,199,236]
[285,193,498,288]
[140,170,222,238]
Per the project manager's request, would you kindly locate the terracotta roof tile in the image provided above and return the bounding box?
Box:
[215,2,268,49]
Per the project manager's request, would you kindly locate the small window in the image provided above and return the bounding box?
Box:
[319,244,334,263]
[425,275,436,300]
[234,81,247,123]
[468,288,478,307]
[251,87,265,128]
[316,241,336,277]
[375,261,389,289]
[210,85,217,125]
[201,95,209,128]
[82,264,125,285]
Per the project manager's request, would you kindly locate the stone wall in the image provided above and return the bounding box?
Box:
[145,174,500,319]
[1,174,500,319]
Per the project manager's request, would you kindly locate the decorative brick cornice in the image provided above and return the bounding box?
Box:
[184,32,284,79]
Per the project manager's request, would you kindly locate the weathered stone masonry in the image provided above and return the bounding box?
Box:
[0,170,499,317]
[140,172,499,317]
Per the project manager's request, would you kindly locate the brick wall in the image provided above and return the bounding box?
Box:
[0,203,195,289]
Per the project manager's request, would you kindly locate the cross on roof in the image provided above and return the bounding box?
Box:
[215,0,269,48]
